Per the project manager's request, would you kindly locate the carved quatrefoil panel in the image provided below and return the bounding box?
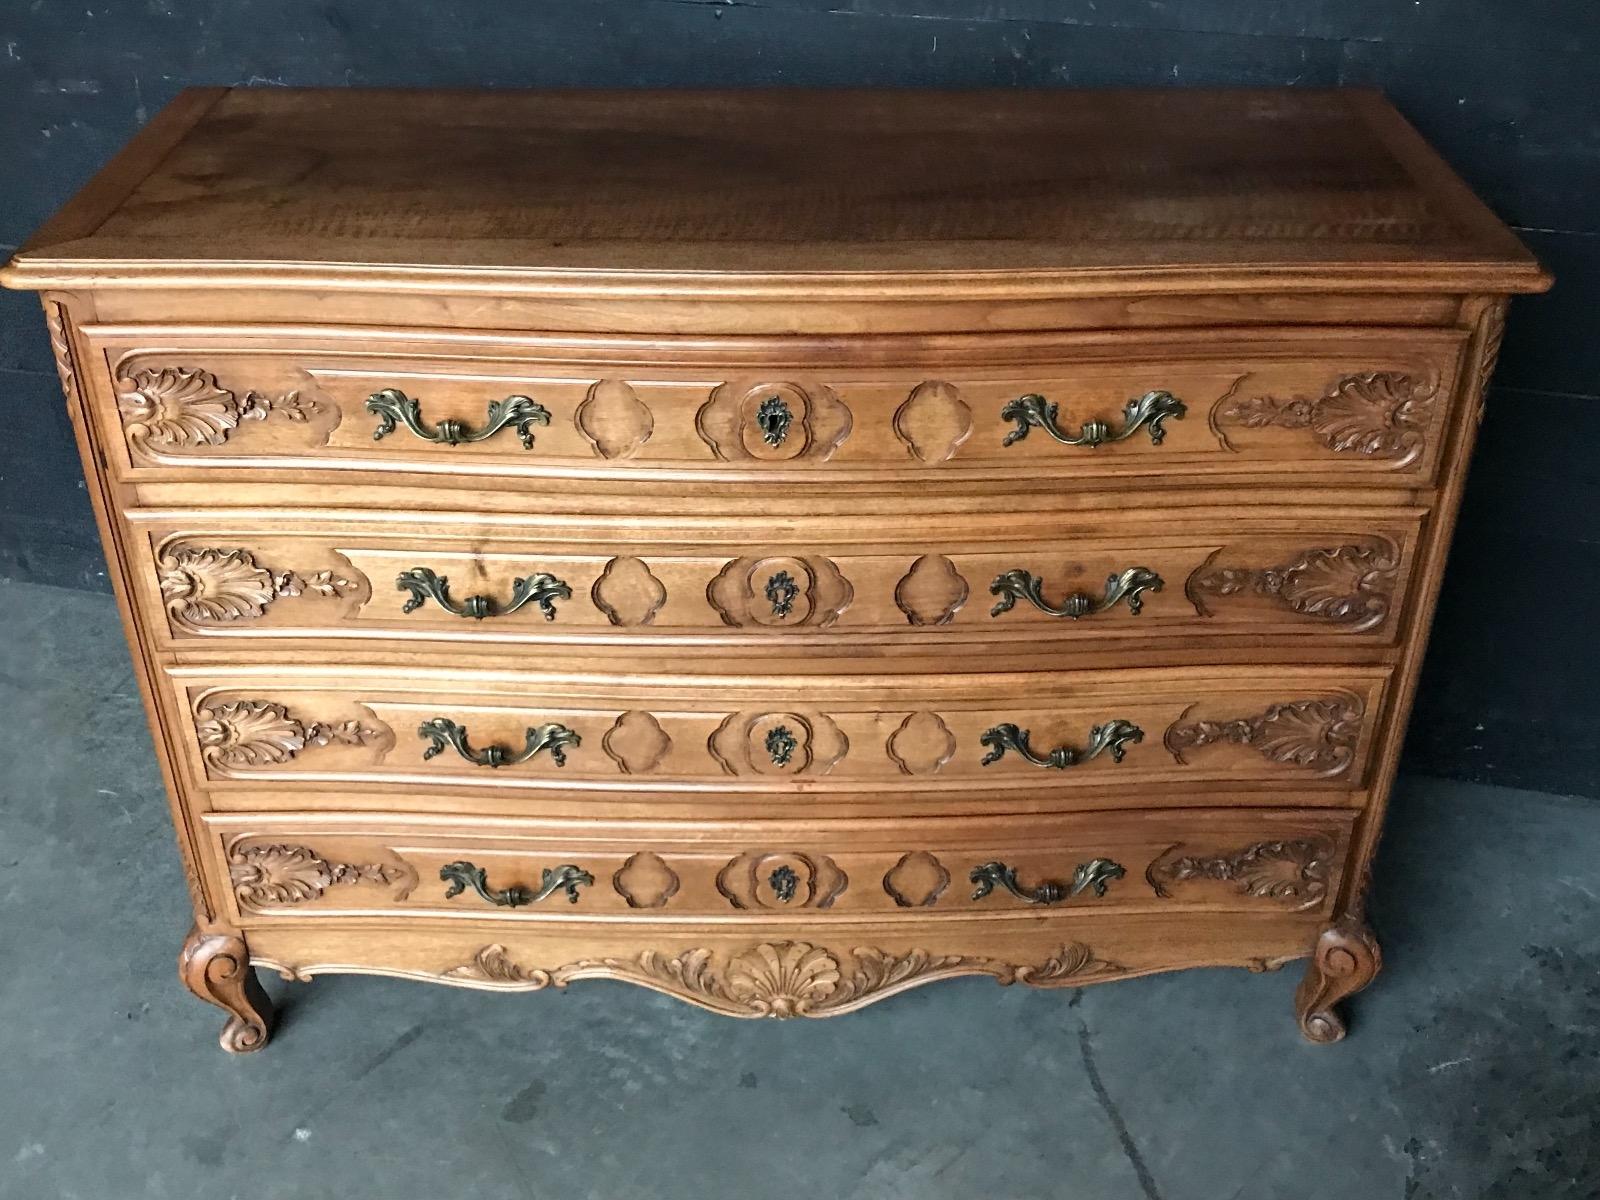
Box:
[894,555,970,626]
[883,851,951,908]
[707,556,853,628]
[613,852,680,909]
[886,712,957,775]
[708,710,849,776]
[602,711,673,774]
[717,851,848,910]
[697,381,852,463]
[591,557,668,626]
[893,381,973,463]
[575,379,653,459]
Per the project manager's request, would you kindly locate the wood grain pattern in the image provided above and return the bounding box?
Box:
[0,88,1547,1049]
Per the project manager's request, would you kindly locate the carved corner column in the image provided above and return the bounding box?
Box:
[179,924,274,1053]
[1293,916,1381,1044]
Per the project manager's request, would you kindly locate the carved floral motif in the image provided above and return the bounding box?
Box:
[1185,542,1398,632]
[1214,372,1436,465]
[158,547,358,623]
[228,841,417,908]
[1164,697,1363,776]
[195,699,389,769]
[117,367,325,451]
[442,939,1122,1016]
[1146,835,1336,912]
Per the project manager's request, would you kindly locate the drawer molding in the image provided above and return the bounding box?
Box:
[1185,539,1399,631]
[441,938,1123,1017]
[1212,371,1435,467]
[228,840,418,908]
[1163,695,1363,778]
[117,365,334,453]
[1145,835,1337,912]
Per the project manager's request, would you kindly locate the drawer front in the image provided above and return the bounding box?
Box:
[86,326,1466,487]
[202,808,1356,925]
[127,507,1427,652]
[167,664,1391,800]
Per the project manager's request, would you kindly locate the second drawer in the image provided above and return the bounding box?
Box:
[128,506,1427,655]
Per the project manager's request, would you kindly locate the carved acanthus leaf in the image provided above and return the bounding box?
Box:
[196,700,389,769]
[1215,371,1435,465]
[158,547,358,624]
[228,841,417,908]
[1146,836,1337,912]
[1186,542,1398,632]
[441,940,1122,1015]
[1164,697,1363,776]
[117,367,326,451]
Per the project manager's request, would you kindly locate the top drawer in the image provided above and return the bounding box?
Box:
[82,325,1468,490]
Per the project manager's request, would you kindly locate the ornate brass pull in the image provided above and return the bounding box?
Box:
[970,858,1126,905]
[1001,389,1185,448]
[418,718,580,768]
[439,861,593,907]
[396,567,571,621]
[990,566,1163,619]
[366,388,552,449]
[979,720,1143,768]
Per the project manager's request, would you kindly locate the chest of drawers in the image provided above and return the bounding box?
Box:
[3,87,1547,1050]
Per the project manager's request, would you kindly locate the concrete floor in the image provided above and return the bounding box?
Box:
[0,576,1595,1200]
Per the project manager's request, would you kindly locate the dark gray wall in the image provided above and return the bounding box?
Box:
[3,2,1597,796]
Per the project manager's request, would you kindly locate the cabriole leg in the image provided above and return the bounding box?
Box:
[1294,917,1382,1044]
[179,924,274,1053]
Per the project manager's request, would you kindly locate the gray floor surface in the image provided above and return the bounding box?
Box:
[0,577,1595,1199]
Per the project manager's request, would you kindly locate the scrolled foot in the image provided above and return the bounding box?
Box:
[179,924,274,1053]
[1294,917,1381,1044]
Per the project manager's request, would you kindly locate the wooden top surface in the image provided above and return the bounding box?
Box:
[3,87,1547,295]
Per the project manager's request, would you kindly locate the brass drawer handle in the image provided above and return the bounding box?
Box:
[970,858,1126,905]
[366,388,552,449]
[440,860,593,907]
[397,567,571,621]
[990,566,1162,619]
[418,718,580,768]
[1001,389,1185,448]
[979,720,1143,768]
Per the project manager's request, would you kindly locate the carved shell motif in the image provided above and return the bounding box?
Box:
[442,940,1122,1016]
[118,368,244,448]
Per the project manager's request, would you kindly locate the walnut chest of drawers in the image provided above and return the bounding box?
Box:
[3,87,1548,1050]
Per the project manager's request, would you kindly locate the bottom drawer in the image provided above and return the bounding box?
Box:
[203,808,1356,926]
